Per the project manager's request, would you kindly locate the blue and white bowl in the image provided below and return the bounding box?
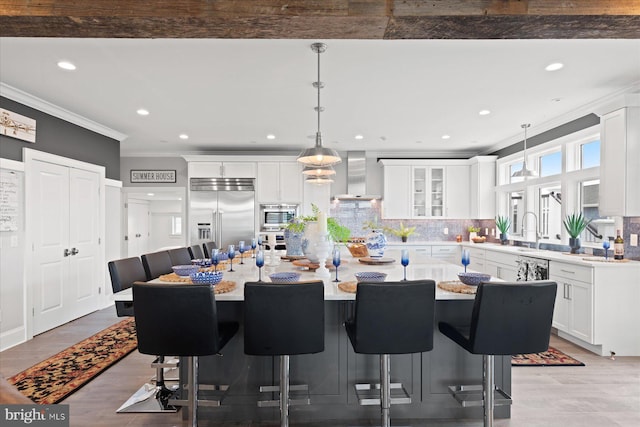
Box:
[172,264,200,277]
[457,272,491,286]
[269,272,302,284]
[191,258,212,267]
[190,271,224,286]
[354,271,387,282]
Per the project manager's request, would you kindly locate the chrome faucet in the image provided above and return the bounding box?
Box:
[522,211,541,250]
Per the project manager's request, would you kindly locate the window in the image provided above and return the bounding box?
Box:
[510,191,524,236]
[510,162,524,183]
[539,185,562,240]
[581,140,600,169]
[539,151,562,177]
[580,179,612,243]
[171,215,182,236]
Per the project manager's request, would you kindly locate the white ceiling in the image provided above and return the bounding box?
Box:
[1,38,639,158]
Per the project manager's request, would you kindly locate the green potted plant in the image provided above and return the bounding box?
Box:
[495,216,511,245]
[383,222,417,243]
[563,213,592,254]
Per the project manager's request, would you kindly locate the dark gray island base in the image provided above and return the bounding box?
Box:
[178,299,511,424]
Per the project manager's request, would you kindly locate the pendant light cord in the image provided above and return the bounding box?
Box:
[317,47,321,135]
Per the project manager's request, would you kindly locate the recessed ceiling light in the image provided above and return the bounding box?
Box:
[179,134,189,140]
[266,134,276,140]
[479,110,491,116]
[137,109,150,116]
[57,61,76,70]
[147,193,154,197]
[545,62,564,71]
[551,97,562,102]
[354,134,364,140]
[441,134,451,140]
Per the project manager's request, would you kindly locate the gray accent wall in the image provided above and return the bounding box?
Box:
[0,97,120,180]
[491,113,601,158]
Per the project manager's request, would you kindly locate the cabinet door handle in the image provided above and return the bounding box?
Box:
[560,269,575,274]
[564,283,571,300]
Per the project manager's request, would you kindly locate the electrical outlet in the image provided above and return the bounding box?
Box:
[443,227,448,235]
[485,228,489,235]
[631,234,638,247]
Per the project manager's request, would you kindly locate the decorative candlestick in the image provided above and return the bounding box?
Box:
[314,232,331,278]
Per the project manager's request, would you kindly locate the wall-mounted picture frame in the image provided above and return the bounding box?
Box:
[0,108,36,143]
[130,170,176,183]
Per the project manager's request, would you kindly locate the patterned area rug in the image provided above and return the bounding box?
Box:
[8,317,137,403]
[512,346,585,366]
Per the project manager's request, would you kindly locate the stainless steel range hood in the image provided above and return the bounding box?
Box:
[333,151,381,201]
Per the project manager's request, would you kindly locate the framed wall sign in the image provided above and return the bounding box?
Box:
[1,108,36,143]
[130,170,176,183]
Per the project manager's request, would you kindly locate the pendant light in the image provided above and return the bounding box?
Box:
[511,123,537,178]
[297,42,342,168]
[302,165,336,177]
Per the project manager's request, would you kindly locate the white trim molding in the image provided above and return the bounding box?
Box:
[1,83,128,142]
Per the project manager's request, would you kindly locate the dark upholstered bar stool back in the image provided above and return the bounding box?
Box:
[438,281,557,427]
[202,241,217,258]
[108,257,146,317]
[141,251,173,280]
[188,244,204,260]
[244,281,325,427]
[345,280,435,427]
[168,247,192,266]
[346,280,435,355]
[133,283,239,427]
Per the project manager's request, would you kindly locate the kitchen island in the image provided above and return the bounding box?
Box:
[118,250,510,424]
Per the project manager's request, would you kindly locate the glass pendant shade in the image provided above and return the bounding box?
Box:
[305,175,334,184]
[512,123,537,178]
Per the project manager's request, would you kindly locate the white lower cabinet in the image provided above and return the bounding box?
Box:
[484,251,518,281]
[466,247,486,272]
[430,245,459,264]
[549,261,594,344]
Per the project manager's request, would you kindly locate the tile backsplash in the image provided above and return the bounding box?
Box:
[330,201,640,260]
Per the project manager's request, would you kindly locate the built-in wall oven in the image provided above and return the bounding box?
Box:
[260,204,298,231]
[516,255,549,281]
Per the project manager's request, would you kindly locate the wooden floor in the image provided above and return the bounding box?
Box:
[1,308,639,427]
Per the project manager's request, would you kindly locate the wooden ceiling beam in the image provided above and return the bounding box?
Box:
[1,0,639,39]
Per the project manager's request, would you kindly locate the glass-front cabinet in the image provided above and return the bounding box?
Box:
[412,167,444,218]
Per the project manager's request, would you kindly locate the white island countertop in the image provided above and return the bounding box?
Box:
[113,249,480,302]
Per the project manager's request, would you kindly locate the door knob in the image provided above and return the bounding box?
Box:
[70,248,79,255]
[63,248,71,257]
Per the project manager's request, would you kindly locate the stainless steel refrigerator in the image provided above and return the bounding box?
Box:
[189,177,255,250]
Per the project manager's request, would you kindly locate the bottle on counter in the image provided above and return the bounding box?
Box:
[614,229,624,260]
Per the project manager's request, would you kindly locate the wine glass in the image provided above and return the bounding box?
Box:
[461,249,470,273]
[257,235,263,250]
[603,239,610,261]
[228,244,235,272]
[211,248,220,273]
[256,250,264,281]
[401,249,410,281]
[238,240,246,264]
[332,247,341,282]
[251,238,257,258]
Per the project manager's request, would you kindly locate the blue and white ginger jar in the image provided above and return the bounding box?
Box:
[365,229,387,258]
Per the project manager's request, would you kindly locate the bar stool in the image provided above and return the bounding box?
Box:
[168,247,192,266]
[438,281,557,427]
[244,281,325,427]
[141,250,173,280]
[133,282,238,427]
[108,257,177,413]
[202,241,217,258]
[345,280,436,427]
[188,244,204,260]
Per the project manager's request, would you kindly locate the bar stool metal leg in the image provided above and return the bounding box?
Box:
[280,355,290,427]
[483,354,494,427]
[188,356,198,427]
[380,354,391,427]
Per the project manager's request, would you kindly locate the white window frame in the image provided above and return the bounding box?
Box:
[495,125,607,249]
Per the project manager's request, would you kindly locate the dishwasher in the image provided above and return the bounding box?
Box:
[516,255,549,281]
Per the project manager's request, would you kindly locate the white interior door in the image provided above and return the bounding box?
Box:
[68,168,100,320]
[30,160,70,335]
[127,200,149,257]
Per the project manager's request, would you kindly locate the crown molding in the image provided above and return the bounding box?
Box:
[0,83,128,142]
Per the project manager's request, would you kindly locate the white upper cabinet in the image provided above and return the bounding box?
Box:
[188,161,256,178]
[380,159,474,219]
[468,156,497,219]
[257,162,303,204]
[600,107,640,216]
